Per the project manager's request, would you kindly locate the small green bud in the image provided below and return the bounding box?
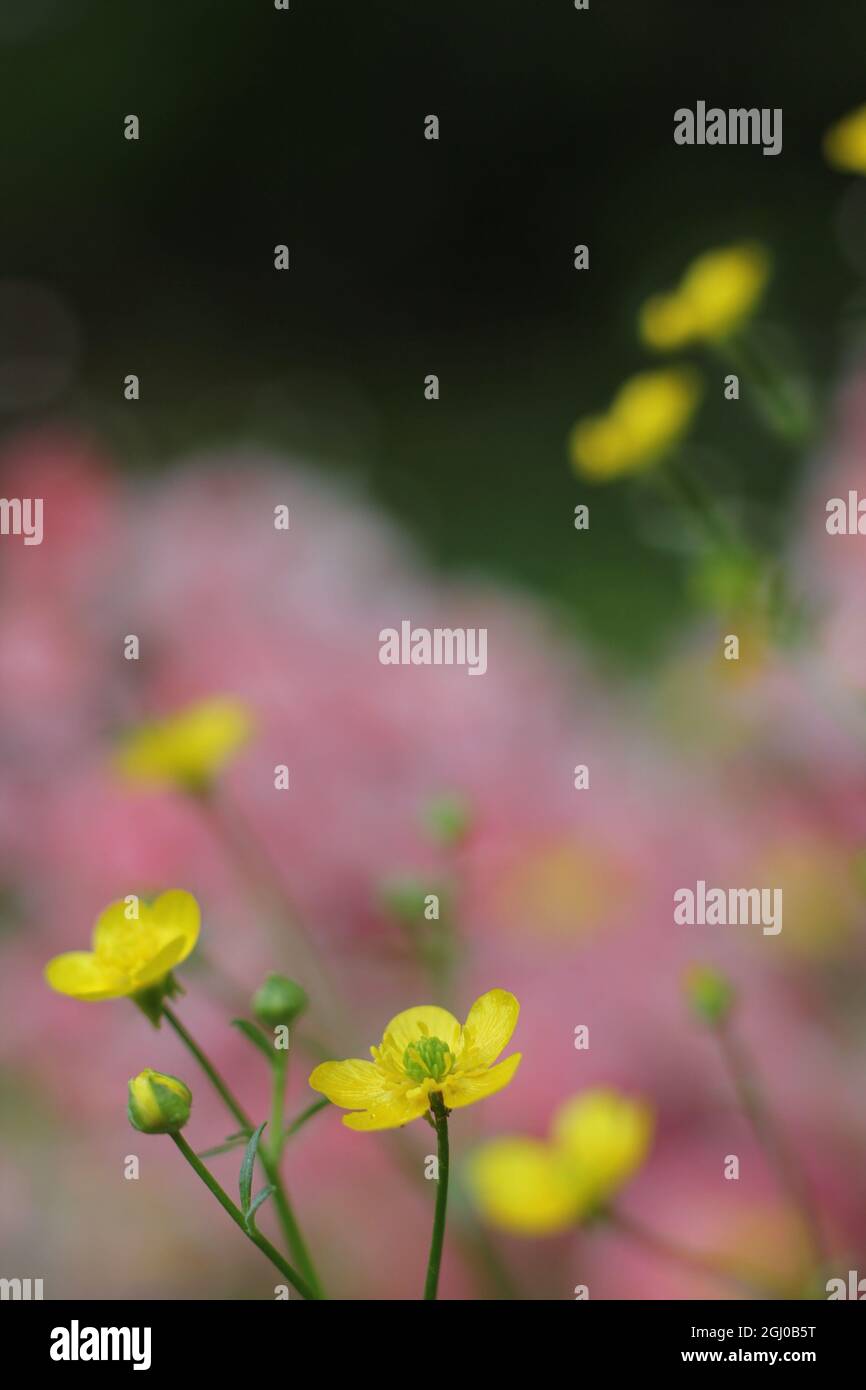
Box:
[379,875,431,923]
[690,548,764,616]
[422,793,471,846]
[683,964,736,1027]
[128,1069,192,1134]
[251,974,308,1028]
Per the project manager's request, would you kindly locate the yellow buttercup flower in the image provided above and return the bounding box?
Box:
[639,243,770,350]
[44,890,200,1001]
[309,989,521,1131]
[569,368,701,481]
[468,1087,653,1235]
[823,103,866,174]
[115,696,252,792]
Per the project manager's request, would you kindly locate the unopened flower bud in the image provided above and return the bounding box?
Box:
[380,875,431,922]
[683,964,735,1027]
[128,1069,192,1134]
[422,793,471,846]
[252,974,308,1028]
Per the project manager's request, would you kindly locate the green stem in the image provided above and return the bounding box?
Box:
[284,1097,331,1141]
[423,1093,451,1300]
[197,1134,248,1159]
[163,1004,252,1133]
[162,1004,326,1298]
[263,1163,324,1300]
[715,1020,827,1274]
[270,1054,287,1164]
[658,452,739,555]
[607,1209,787,1298]
[721,333,814,446]
[449,1176,521,1299]
[170,1132,315,1300]
[191,788,346,1047]
[263,1052,324,1299]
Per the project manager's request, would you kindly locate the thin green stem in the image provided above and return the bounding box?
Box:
[269,1054,287,1164]
[658,452,739,555]
[721,334,815,446]
[261,1158,324,1299]
[284,1096,331,1141]
[170,1132,316,1300]
[262,1051,325,1299]
[715,1020,827,1275]
[197,1135,248,1159]
[161,1003,326,1298]
[423,1093,451,1300]
[607,1209,787,1299]
[381,1114,517,1300]
[163,1004,252,1133]
[450,1176,521,1299]
[191,788,346,1047]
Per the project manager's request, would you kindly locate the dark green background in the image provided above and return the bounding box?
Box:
[2,0,864,663]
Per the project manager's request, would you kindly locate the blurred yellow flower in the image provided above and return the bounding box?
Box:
[753,839,859,959]
[639,243,770,350]
[44,890,200,1001]
[569,368,701,481]
[823,103,866,173]
[309,988,521,1131]
[128,1068,192,1134]
[115,696,252,792]
[468,1087,652,1235]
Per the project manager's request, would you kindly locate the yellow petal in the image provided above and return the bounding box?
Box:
[552,1088,653,1198]
[44,951,129,1000]
[342,1092,431,1131]
[569,413,631,481]
[309,1058,396,1109]
[115,696,252,787]
[569,369,701,483]
[444,1051,522,1110]
[129,937,192,991]
[91,897,134,955]
[639,244,769,350]
[378,1005,462,1063]
[638,292,697,351]
[460,989,520,1069]
[92,889,200,980]
[614,368,702,461]
[681,243,769,341]
[149,890,200,965]
[468,1137,584,1235]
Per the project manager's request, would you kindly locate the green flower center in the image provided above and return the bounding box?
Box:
[403,1036,454,1084]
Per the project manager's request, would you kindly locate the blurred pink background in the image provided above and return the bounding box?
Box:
[2,397,866,1300]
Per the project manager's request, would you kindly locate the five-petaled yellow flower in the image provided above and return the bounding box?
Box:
[823,104,866,174]
[115,696,252,792]
[639,243,770,351]
[468,1087,652,1235]
[309,989,521,1131]
[569,367,701,481]
[44,890,200,1001]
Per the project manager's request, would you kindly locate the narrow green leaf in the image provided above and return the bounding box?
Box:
[244,1184,275,1232]
[197,1135,249,1159]
[239,1121,267,1214]
[231,1017,277,1063]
